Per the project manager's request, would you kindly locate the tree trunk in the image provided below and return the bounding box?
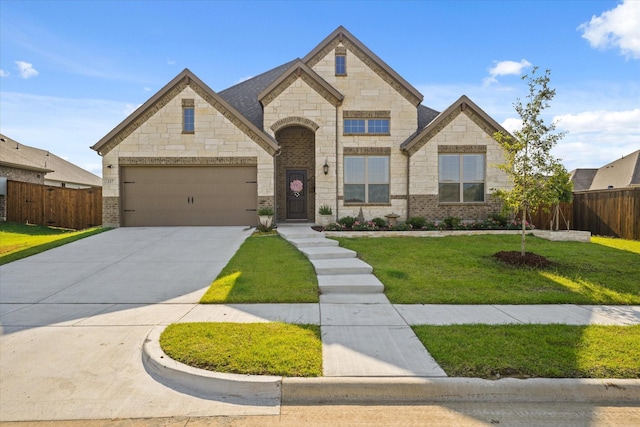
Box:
[521,206,527,256]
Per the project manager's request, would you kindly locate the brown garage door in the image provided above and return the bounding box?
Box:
[121,166,257,226]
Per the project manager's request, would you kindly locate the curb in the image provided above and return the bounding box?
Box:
[142,327,282,405]
[143,327,640,405]
[282,377,640,404]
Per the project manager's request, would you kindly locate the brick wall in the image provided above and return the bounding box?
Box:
[102,196,120,228]
[275,126,316,221]
[409,194,503,222]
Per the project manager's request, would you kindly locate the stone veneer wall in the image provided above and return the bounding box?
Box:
[102,196,120,228]
[0,166,45,184]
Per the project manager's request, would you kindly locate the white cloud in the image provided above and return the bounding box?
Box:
[483,59,532,86]
[578,0,640,59]
[553,109,640,134]
[167,59,176,65]
[501,118,523,133]
[15,61,39,79]
[0,69,9,77]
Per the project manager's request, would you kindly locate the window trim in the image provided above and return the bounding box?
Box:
[342,111,391,136]
[438,153,486,203]
[344,155,390,204]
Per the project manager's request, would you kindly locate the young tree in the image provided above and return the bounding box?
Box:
[493,67,569,256]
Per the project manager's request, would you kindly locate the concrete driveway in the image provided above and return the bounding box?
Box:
[0,226,276,422]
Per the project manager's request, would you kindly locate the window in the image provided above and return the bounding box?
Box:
[438,154,485,202]
[182,99,194,133]
[343,119,390,135]
[335,46,347,76]
[336,54,346,75]
[344,156,389,203]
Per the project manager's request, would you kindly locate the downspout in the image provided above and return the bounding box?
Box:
[404,148,410,221]
[273,147,282,225]
[335,107,339,222]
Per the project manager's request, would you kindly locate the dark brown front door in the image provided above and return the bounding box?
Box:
[286,170,307,220]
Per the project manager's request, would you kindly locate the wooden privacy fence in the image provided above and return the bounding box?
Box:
[528,188,640,240]
[528,202,573,231]
[6,180,102,230]
[572,188,640,241]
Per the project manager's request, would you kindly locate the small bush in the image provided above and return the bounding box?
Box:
[406,216,427,229]
[324,222,345,231]
[390,223,412,231]
[443,216,463,230]
[352,220,379,231]
[489,213,509,227]
[338,216,357,228]
[318,204,333,215]
[372,217,387,228]
[257,206,274,216]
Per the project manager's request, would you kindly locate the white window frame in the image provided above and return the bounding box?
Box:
[344,155,390,204]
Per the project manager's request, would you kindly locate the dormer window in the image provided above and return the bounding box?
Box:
[182,99,195,133]
[335,46,347,76]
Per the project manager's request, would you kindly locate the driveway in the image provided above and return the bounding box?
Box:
[0,226,277,422]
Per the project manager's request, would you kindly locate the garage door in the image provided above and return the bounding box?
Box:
[121,166,257,226]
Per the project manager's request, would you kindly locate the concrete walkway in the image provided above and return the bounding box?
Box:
[279,224,446,377]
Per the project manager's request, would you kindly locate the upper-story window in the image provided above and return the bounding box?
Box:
[182,99,195,134]
[335,46,347,76]
[343,111,391,135]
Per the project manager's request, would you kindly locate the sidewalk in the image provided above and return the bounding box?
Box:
[143,225,640,405]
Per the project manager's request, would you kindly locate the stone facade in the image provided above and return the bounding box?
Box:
[0,166,45,184]
[92,27,513,227]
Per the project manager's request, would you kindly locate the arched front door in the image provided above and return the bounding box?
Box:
[275,126,316,222]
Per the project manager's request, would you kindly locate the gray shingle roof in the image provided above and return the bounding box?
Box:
[218,60,298,129]
[418,104,440,129]
[570,169,598,191]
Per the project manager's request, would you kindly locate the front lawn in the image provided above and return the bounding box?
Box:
[0,222,108,266]
[160,322,322,377]
[200,234,318,303]
[335,235,640,304]
[413,324,640,379]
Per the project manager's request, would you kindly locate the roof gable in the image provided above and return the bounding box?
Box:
[589,150,640,190]
[401,96,509,156]
[302,26,423,106]
[91,69,279,156]
[258,60,343,108]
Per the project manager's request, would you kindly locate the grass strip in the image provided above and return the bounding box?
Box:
[335,235,640,304]
[160,322,322,377]
[200,234,318,303]
[0,222,109,266]
[413,324,640,379]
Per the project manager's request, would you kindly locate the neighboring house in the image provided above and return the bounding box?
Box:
[91,26,512,228]
[571,149,640,191]
[0,134,102,189]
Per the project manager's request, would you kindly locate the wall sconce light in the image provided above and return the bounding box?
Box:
[323,159,329,175]
[107,164,113,169]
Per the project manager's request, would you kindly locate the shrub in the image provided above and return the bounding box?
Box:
[371,217,387,228]
[390,223,412,231]
[257,206,274,216]
[318,204,333,215]
[423,221,438,231]
[443,216,463,230]
[324,222,345,231]
[406,216,427,229]
[338,216,357,228]
[489,213,509,227]
[352,220,379,231]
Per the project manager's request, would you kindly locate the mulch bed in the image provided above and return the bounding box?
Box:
[494,251,553,268]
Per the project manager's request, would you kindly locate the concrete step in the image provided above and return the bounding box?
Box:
[318,274,384,293]
[288,238,339,248]
[301,246,357,260]
[312,258,373,275]
[320,293,390,303]
[277,227,323,240]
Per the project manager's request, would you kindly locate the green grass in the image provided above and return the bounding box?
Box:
[0,222,109,266]
[200,234,318,303]
[335,235,640,304]
[160,322,322,377]
[413,324,640,379]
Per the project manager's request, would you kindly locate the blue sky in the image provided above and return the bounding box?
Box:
[1,0,639,177]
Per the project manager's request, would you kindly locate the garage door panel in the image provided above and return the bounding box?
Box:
[121,166,257,226]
